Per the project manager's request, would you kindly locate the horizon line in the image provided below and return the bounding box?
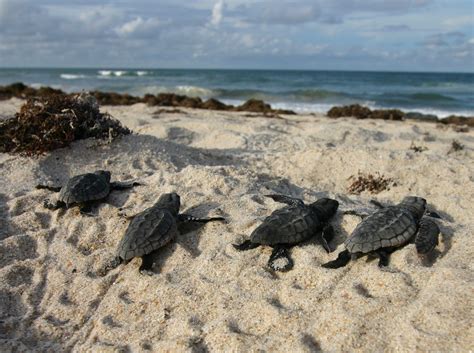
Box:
[0,66,473,75]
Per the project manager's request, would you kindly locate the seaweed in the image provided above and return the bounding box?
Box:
[0,93,131,155]
[348,172,395,194]
[448,140,464,154]
[409,142,428,153]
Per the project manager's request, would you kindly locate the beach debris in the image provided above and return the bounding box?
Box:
[0,93,131,155]
[448,140,464,154]
[233,194,339,272]
[322,196,440,269]
[347,172,395,194]
[409,141,428,153]
[37,170,140,216]
[327,104,404,121]
[103,193,225,275]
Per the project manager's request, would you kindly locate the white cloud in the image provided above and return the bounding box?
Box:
[210,0,224,26]
[115,16,162,37]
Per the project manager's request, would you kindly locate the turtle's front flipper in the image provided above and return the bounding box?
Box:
[376,249,391,267]
[415,217,440,254]
[111,180,142,190]
[178,214,225,224]
[139,253,155,275]
[233,239,259,251]
[319,224,335,253]
[268,246,294,272]
[36,184,62,192]
[264,194,304,207]
[322,250,351,269]
[369,200,385,209]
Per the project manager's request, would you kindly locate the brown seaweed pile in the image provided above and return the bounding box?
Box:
[348,172,395,194]
[0,93,131,155]
[327,104,405,121]
[0,83,295,115]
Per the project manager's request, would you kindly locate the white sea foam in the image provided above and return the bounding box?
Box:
[114,71,127,76]
[98,70,112,76]
[132,85,216,98]
[136,71,148,76]
[60,74,86,80]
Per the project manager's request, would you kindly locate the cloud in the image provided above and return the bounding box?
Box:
[210,0,224,26]
[115,16,162,37]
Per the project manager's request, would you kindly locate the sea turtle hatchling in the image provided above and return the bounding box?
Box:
[233,194,339,272]
[322,196,440,269]
[106,192,225,275]
[37,170,140,215]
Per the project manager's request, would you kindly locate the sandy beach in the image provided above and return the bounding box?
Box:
[0,98,473,352]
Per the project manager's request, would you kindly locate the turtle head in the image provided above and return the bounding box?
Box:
[94,170,111,183]
[309,198,339,221]
[398,196,426,221]
[155,192,181,214]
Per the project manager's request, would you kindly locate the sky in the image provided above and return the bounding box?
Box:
[0,0,473,72]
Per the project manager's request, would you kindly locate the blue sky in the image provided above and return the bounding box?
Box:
[0,0,472,71]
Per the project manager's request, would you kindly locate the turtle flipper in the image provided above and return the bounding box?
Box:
[320,224,335,253]
[79,203,95,217]
[233,239,259,251]
[415,217,440,254]
[322,250,351,269]
[139,253,155,275]
[36,184,62,192]
[377,249,391,267]
[268,246,294,272]
[98,256,122,276]
[264,194,304,207]
[178,214,225,224]
[111,180,142,190]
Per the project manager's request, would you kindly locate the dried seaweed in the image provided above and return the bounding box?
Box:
[0,93,131,155]
[409,142,428,153]
[448,140,464,154]
[348,172,395,194]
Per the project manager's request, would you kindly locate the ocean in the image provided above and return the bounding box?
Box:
[0,68,473,117]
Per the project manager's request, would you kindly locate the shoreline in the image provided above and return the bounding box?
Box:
[0,83,473,128]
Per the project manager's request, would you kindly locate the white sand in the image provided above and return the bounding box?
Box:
[0,100,473,352]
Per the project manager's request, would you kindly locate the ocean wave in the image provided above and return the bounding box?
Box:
[136,71,148,76]
[98,70,112,76]
[409,93,457,102]
[60,74,86,80]
[133,85,217,97]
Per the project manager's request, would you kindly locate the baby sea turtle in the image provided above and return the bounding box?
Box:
[107,192,225,275]
[233,194,339,272]
[37,170,140,215]
[322,196,440,269]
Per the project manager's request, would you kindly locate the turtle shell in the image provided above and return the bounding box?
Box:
[345,206,417,254]
[117,206,178,261]
[59,173,110,206]
[250,205,321,245]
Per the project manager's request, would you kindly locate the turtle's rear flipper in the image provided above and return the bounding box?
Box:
[268,246,294,272]
[36,184,62,192]
[111,181,142,190]
[233,239,259,251]
[178,214,225,224]
[139,253,155,276]
[320,224,335,253]
[79,203,95,217]
[377,250,391,267]
[264,194,304,207]
[322,250,351,269]
[415,217,440,254]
